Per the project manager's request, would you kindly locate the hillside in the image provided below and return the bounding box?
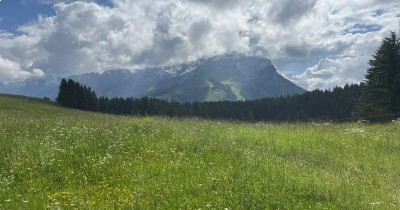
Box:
[1,94,400,209]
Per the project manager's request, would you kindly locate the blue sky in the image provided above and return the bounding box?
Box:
[0,0,112,32]
[0,0,400,90]
[0,1,54,32]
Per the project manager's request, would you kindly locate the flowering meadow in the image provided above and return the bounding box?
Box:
[1,94,399,209]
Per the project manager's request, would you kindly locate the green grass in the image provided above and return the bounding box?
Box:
[221,79,245,101]
[204,78,228,102]
[1,94,400,209]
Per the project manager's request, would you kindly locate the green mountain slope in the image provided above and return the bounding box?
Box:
[148,54,305,102]
[0,94,64,114]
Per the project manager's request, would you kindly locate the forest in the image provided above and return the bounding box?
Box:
[56,78,362,122]
[56,32,400,122]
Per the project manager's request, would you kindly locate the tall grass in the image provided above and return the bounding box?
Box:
[1,94,399,209]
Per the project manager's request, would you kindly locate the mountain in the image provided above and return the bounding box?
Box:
[146,54,305,101]
[0,77,59,100]
[0,54,305,102]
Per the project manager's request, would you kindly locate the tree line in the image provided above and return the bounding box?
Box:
[57,79,362,122]
[56,79,99,111]
[56,32,400,122]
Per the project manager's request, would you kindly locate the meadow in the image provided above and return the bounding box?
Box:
[0,94,399,209]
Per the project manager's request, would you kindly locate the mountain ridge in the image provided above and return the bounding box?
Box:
[0,54,305,102]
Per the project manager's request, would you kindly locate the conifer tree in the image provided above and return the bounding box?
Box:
[56,78,68,105]
[56,79,99,111]
[355,32,400,121]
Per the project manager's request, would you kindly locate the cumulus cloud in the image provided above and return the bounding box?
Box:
[290,56,369,90]
[0,55,44,84]
[186,0,241,9]
[269,0,317,25]
[0,0,399,89]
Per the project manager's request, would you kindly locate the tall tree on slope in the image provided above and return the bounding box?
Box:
[355,31,400,121]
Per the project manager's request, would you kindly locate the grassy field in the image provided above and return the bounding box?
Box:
[0,94,399,209]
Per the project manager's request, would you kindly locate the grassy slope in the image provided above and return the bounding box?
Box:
[0,94,400,209]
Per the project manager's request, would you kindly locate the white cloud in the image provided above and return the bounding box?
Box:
[0,55,44,84]
[290,56,369,90]
[1,0,400,89]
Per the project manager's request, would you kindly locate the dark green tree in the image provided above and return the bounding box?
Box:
[56,79,99,111]
[56,78,68,105]
[355,32,400,121]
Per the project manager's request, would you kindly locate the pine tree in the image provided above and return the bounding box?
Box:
[56,79,68,105]
[56,79,99,111]
[355,32,400,121]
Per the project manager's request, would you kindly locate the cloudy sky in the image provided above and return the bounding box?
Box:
[0,0,399,90]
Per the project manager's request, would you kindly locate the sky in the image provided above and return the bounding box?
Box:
[0,0,399,90]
